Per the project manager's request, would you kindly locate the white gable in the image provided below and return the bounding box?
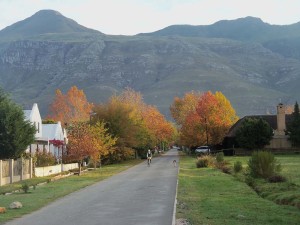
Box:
[42,121,64,141]
[23,103,42,138]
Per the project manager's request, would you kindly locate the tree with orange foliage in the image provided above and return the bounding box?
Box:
[180,111,204,147]
[170,91,202,126]
[117,89,176,151]
[66,122,95,174]
[142,105,176,150]
[47,86,93,126]
[93,88,176,158]
[172,91,238,147]
[195,91,224,145]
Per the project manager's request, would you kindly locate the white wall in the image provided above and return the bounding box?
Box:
[35,163,78,177]
[31,103,43,138]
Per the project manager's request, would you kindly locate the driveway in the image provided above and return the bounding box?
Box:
[5,148,179,225]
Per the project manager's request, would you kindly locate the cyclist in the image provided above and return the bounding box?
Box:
[147,149,152,166]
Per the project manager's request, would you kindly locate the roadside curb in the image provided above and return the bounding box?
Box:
[172,165,179,225]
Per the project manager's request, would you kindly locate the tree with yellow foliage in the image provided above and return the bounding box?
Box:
[89,121,117,168]
[66,121,117,172]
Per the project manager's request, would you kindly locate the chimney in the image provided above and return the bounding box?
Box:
[276,103,286,135]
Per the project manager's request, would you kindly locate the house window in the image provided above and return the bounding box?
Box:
[33,122,40,133]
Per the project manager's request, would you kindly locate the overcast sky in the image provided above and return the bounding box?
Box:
[1,0,300,35]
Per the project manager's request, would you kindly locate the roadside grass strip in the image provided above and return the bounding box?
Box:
[0,159,141,223]
[177,155,300,225]
[226,155,300,209]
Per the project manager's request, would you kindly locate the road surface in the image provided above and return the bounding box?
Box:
[5,148,179,225]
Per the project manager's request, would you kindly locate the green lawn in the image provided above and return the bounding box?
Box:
[176,155,300,225]
[276,155,300,186]
[226,155,300,185]
[0,159,141,223]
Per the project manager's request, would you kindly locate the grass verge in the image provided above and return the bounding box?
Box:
[177,155,300,225]
[226,155,300,209]
[0,159,141,223]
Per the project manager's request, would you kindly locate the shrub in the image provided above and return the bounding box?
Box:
[196,155,214,168]
[248,151,281,179]
[268,175,287,183]
[245,175,256,187]
[196,158,209,168]
[215,161,231,174]
[216,152,224,163]
[35,152,56,167]
[221,166,231,174]
[88,161,96,168]
[234,161,243,173]
[21,183,29,193]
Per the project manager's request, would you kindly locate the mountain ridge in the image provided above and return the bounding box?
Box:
[0,10,101,41]
[138,16,300,42]
[1,10,300,119]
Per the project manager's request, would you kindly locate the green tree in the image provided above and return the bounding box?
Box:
[0,89,36,159]
[236,117,273,150]
[286,102,300,146]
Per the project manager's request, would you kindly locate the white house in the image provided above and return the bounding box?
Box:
[23,103,67,157]
[24,103,46,153]
[23,103,42,139]
[43,121,67,158]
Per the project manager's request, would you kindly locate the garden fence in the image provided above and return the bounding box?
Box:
[0,158,79,185]
[0,158,33,186]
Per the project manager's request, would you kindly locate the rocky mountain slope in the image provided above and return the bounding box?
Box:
[1,10,300,118]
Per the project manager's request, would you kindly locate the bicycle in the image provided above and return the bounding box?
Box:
[147,157,152,166]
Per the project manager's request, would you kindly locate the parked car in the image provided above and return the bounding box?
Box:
[195,146,210,154]
[172,146,181,151]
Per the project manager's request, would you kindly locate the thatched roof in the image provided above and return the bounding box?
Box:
[226,114,293,137]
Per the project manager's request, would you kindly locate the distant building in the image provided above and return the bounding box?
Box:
[224,103,293,150]
[23,103,67,157]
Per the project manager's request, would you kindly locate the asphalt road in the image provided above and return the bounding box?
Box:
[5,148,179,225]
